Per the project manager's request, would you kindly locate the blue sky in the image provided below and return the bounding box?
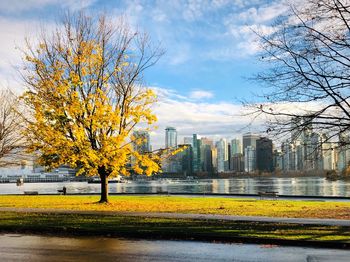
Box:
[0,0,290,148]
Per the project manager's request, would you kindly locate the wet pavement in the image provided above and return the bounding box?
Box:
[0,234,349,262]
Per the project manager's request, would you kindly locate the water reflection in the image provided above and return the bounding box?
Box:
[2,234,350,262]
[1,177,350,197]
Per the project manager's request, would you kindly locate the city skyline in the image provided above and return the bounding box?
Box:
[146,122,349,175]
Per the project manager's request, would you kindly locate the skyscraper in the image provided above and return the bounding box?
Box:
[165,127,177,148]
[231,138,242,155]
[216,138,228,172]
[244,146,256,172]
[192,134,201,173]
[243,133,260,172]
[243,133,260,152]
[256,137,273,172]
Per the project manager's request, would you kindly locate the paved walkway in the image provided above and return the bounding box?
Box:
[1,207,350,226]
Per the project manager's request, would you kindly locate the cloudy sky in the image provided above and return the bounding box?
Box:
[0,0,290,148]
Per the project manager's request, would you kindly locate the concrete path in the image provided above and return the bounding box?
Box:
[1,207,350,226]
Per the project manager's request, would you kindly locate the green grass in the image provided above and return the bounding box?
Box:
[0,211,349,246]
[0,195,350,219]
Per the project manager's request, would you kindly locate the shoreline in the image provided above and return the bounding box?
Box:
[1,192,350,201]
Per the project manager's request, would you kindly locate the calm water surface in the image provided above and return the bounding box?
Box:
[1,177,350,196]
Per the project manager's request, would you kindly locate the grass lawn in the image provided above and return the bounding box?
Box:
[0,195,350,219]
[0,211,349,246]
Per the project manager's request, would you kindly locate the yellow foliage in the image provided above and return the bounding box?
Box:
[22,37,160,179]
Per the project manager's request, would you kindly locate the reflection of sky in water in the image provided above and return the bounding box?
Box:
[1,177,350,196]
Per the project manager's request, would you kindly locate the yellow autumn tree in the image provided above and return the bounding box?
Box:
[21,12,164,203]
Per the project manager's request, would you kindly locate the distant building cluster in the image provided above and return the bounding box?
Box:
[133,122,350,176]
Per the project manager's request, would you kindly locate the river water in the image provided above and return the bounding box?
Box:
[1,176,350,197]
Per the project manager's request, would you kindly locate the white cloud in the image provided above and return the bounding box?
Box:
[0,17,46,92]
[220,1,289,57]
[237,2,288,24]
[189,90,214,100]
[0,0,96,13]
[148,86,326,149]
[149,86,264,149]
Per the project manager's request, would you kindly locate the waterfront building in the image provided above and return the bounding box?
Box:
[281,140,296,171]
[304,132,323,171]
[322,141,337,170]
[231,138,242,155]
[294,140,305,171]
[211,147,218,172]
[216,138,228,172]
[165,127,177,148]
[229,139,242,171]
[273,150,283,171]
[242,133,260,152]
[192,134,201,173]
[244,146,256,172]
[242,133,260,172]
[200,138,214,173]
[226,144,231,170]
[337,133,350,172]
[201,144,213,173]
[231,153,244,172]
[256,137,274,173]
[178,144,193,176]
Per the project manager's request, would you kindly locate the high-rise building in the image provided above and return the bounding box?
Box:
[243,133,260,152]
[244,146,256,172]
[211,147,218,172]
[165,127,177,148]
[216,138,228,172]
[227,144,231,170]
[201,144,213,173]
[303,132,323,170]
[200,138,213,173]
[231,153,244,172]
[337,133,350,171]
[200,137,214,147]
[192,134,201,173]
[256,137,273,172]
[291,116,313,143]
[243,133,260,172]
[322,140,336,170]
[281,140,296,171]
[231,138,242,155]
[178,144,193,176]
[132,130,151,153]
[273,150,283,171]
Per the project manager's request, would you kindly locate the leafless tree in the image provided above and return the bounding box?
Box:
[0,90,26,167]
[251,0,350,145]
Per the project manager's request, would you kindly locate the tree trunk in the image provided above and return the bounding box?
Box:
[98,167,109,203]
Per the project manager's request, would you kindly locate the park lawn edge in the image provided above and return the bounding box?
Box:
[0,211,349,249]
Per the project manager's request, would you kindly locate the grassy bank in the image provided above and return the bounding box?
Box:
[1,195,350,219]
[0,211,349,248]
